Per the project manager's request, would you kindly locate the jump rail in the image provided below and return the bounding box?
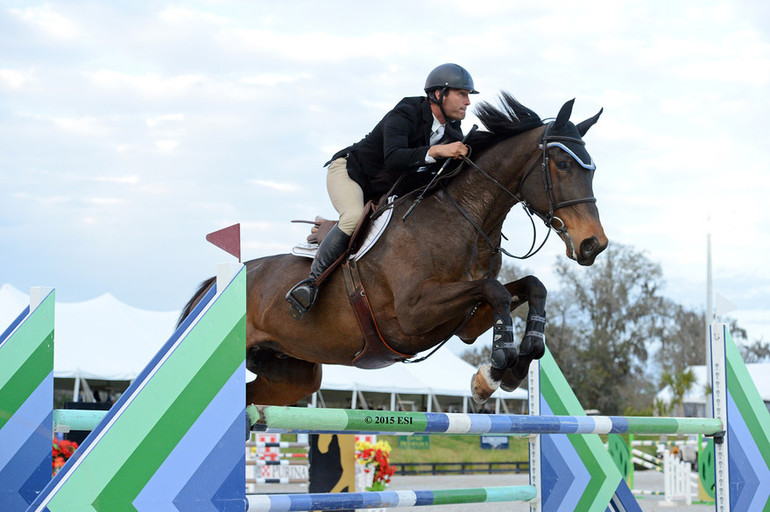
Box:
[246,485,538,511]
[247,406,722,437]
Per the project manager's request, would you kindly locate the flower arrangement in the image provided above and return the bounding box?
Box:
[355,439,396,491]
[52,439,78,475]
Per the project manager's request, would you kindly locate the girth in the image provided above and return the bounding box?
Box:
[342,258,414,369]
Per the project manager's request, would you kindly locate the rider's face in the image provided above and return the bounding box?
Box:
[442,88,471,121]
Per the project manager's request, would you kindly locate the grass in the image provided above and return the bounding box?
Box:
[381,434,529,464]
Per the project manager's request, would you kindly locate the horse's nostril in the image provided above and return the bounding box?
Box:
[581,237,597,255]
[579,237,601,264]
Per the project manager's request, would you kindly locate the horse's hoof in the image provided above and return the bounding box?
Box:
[500,368,525,392]
[471,364,500,404]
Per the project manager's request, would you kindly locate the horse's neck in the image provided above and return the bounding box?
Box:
[446,129,542,232]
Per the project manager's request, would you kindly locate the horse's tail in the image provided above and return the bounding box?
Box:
[176,276,216,327]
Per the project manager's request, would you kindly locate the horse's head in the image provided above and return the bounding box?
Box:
[521,99,608,265]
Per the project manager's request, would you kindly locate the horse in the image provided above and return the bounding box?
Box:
[179,93,608,407]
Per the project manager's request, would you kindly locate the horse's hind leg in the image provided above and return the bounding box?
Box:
[246,348,322,406]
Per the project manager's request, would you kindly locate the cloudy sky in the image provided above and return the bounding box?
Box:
[2,1,769,344]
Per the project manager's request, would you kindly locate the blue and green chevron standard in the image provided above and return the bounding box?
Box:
[719,325,770,511]
[533,348,641,512]
[247,486,537,511]
[29,265,246,512]
[0,288,54,512]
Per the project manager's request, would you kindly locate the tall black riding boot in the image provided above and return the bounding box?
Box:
[285,225,351,319]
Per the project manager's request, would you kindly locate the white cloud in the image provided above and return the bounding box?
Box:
[51,116,110,136]
[87,197,126,206]
[219,28,420,63]
[94,176,140,185]
[0,68,37,89]
[154,140,179,152]
[86,70,209,98]
[249,180,300,193]
[9,4,80,40]
[240,74,308,87]
[146,114,186,128]
[157,6,230,27]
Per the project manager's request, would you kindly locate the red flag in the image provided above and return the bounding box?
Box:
[206,223,241,262]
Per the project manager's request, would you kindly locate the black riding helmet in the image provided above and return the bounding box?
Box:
[424,63,479,122]
[424,63,479,94]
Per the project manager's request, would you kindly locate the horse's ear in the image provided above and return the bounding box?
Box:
[553,99,575,130]
[576,108,604,137]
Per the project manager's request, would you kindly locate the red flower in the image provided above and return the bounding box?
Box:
[52,439,79,474]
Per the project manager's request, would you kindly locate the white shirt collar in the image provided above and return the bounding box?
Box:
[430,115,445,145]
[431,115,444,133]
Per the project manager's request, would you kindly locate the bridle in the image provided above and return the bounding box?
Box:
[451,121,597,264]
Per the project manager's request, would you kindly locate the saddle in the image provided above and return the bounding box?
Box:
[292,200,413,369]
[295,200,377,287]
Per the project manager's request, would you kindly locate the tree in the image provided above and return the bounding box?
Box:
[655,305,705,376]
[740,338,770,363]
[660,368,696,417]
[549,243,668,414]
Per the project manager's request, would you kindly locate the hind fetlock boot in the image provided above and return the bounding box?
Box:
[286,225,351,319]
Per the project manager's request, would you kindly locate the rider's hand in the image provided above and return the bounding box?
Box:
[429,141,469,160]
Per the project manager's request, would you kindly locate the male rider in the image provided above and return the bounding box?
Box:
[286,63,479,319]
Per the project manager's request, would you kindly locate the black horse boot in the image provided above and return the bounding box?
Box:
[285,225,351,319]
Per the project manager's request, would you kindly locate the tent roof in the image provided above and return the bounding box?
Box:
[1,284,526,400]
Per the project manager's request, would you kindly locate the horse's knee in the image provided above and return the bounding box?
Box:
[521,275,547,303]
[487,278,513,301]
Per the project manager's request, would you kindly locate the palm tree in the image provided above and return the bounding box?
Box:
[660,368,696,417]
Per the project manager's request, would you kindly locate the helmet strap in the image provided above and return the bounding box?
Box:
[428,87,451,124]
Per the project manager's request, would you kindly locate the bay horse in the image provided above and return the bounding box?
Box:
[179,94,608,407]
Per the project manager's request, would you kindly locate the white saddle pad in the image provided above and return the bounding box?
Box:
[291,198,395,261]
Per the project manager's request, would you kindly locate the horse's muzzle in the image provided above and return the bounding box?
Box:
[577,236,607,266]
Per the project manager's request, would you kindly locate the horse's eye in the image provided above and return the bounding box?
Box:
[556,160,569,171]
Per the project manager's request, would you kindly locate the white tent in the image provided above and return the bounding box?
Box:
[1,284,526,410]
[0,284,179,381]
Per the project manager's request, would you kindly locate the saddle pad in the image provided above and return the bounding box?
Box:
[290,197,395,261]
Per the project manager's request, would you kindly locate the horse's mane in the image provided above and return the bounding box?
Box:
[467,92,543,151]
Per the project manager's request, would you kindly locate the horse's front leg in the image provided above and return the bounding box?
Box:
[394,278,515,401]
[500,276,547,392]
[463,276,547,402]
[464,280,521,405]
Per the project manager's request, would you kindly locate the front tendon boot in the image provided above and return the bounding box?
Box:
[519,311,546,360]
[471,314,517,403]
[285,225,351,319]
[501,310,547,392]
[490,314,518,370]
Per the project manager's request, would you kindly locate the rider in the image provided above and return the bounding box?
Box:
[286,63,479,319]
